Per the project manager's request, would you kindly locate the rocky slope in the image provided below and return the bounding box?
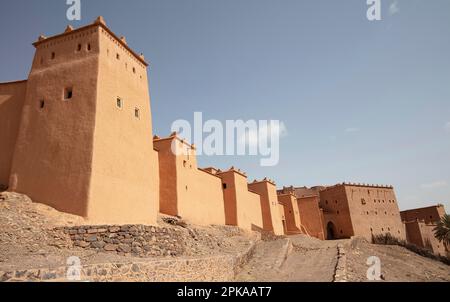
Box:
[0,192,256,273]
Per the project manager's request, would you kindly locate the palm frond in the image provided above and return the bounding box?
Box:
[433,214,450,246]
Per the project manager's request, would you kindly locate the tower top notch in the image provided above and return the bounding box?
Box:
[94,16,106,26]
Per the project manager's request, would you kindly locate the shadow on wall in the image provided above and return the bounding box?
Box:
[0,94,14,187]
[251,224,285,241]
[251,224,264,233]
[0,81,27,189]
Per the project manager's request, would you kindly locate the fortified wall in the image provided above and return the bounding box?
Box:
[153,134,225,226]
[0,18,444,248]
[320,183,406,241]
[401,205,448,256]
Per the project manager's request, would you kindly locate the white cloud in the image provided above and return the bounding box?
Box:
[420,181,448,190]
[389,1,400,15]
[240,121,288,148]
[345,127,360,133]
[445,122,450,132]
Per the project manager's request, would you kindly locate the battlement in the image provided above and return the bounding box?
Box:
[321,182,394,192]
[277,192,297,198]
[153,133,197,151]
[250,178,276,186]
[33,16,147,68]
[216,166,248,178]
[342,182,394,189]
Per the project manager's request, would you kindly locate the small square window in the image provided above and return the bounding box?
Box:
[135,108,140,118]
[116,98,122,108]
[64,88,73,100]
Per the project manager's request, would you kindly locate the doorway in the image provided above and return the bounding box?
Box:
[327,221,336,240]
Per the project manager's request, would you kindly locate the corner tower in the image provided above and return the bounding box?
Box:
[9,17,159,224]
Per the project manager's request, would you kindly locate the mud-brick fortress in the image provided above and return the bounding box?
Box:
[0,18,447,256]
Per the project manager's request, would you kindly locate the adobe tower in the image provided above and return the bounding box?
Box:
[6,17,159,224]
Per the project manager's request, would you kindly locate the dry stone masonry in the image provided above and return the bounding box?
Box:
[59,225,186,257]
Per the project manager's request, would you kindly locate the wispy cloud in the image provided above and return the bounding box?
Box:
[420,181,448,190]
[240,121,288,147]
[345,127,360,133]
[389,0,400,15]
[445,122,450,132]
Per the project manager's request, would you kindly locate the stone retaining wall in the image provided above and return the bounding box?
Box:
[58,225,186,257]
[333,243,347,282]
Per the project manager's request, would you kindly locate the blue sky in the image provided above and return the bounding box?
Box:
[0,0,449,211]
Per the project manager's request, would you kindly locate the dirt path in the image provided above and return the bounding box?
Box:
[236,235,450,282]
[236,235,345,282]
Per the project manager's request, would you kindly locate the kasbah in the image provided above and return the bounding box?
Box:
[0,17,447,257]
